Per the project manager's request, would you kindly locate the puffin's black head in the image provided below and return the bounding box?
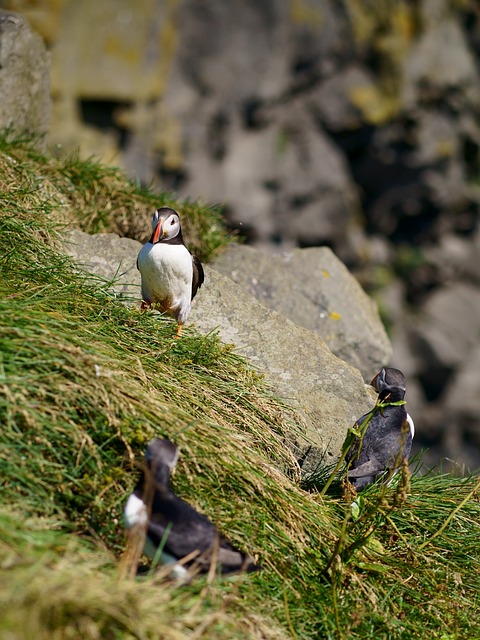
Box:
[371,367,406,394]
[150,207,182,244]
[377,384,406,404]
[145,438,179,486]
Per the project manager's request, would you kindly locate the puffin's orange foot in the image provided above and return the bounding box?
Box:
[175,323,183,338]
[141,300,152,310]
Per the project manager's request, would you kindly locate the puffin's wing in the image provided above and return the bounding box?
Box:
[148,498,217,559]
[191,255,205,300]
[194,542,261,575]
[216,542,261,574]
[347,456,384,479]
[344,412,368,463]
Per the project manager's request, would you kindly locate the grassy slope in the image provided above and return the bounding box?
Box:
[0,137,479,639]
[0,134,230,261]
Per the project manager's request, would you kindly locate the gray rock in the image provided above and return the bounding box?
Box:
[435,343,480,472]
[402,17,479,108]
[411,283,480,369]
[185,107,357,249]
[425,233,478,282]
[0,11,51,142]
[271,107,356,248]
[212,244,391,379]
[410,110,459,167]
[62,230,142,301]
[442,346,480,473]
[190,267,375,473]
[308,65,375,131]
[445,344,480,424]
[62,229,376,472]
[460,229,480,285]
[190,122,279,243]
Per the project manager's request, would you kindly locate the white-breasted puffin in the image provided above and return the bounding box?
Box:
[345,367,415,490]
[137,207,204,337]
[124,438,261,579]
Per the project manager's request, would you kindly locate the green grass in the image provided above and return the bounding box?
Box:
[0,136,479,639]
[0,132,231,262]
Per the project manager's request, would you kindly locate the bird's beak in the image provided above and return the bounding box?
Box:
[371,368,388,391]
[370,371,380,390]
[152,220,163,244]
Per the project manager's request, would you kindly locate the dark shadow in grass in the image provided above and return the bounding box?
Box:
[301,459,345,499]
[302,449,431,499]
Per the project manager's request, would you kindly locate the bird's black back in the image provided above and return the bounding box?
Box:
[148,487,220,557]
[135,466,234,561]
[130,439,260,575]
[191,255,204,300]
[347,385,412,477]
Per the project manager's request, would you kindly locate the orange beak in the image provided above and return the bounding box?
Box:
[370,371,380,390]
[152,220,163,244]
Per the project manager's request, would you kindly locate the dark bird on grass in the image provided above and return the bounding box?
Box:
[137,207,204,337]
[345,367,415,490]
[124,438,261,579]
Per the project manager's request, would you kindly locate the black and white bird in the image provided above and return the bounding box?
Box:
[137,207,204,337]
[124,438,261,579]
[346,367,415,490]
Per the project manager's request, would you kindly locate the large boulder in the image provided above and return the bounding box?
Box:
[63,230,377,472]
[402,14,479,109]
[445,344,480,464]
[63,230,141,301]
[410,283,480,370]
[0,11,51,141]
[184,106,357,250]
[190,267,375,472]
[212,244,391,379]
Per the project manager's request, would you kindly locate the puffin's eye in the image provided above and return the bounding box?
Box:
[170,218,176,225]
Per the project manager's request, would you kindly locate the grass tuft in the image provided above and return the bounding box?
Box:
[0,133,231,262]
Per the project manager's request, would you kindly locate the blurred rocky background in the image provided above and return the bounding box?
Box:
[1,0,480,472]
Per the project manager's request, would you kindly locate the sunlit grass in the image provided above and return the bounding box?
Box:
[0,132,231,262]
[0,135,479,639]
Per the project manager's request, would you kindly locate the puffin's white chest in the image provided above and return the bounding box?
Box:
[124,493,188,579]
[124,493,148,529]
[137,243,193,320]
[406,413,415,438]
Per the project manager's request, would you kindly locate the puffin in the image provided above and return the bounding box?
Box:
[345,367,415,490]
[124,438,261,579]
[137,207,204,337]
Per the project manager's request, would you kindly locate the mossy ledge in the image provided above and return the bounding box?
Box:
[0,136,479,639]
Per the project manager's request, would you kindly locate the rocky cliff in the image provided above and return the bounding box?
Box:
[63,229,391,472]
[1,0,480,469]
